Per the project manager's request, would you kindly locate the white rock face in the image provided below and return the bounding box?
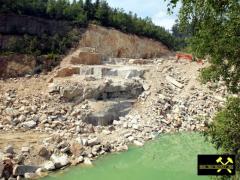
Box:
[22,120,37,129]
[87,137,100,146]
[21,146,30,153]
[133,140,144,147]
[77,156,84,163]
[50,154,69,169]
[18,114,26,122]
[166,76,184,89]
[24,172,38,179]
[143,83,150,91]
[42,161,55,171]
[82,138,88,146]
[83,157,92,165]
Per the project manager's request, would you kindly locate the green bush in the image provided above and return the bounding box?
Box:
[167,0,240,178]
[206,97,240,173]
[200,66,221,84]
[47,53,58,60]
[1,29,80,56]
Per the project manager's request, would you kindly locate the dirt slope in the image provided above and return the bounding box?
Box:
[79,24,170,59]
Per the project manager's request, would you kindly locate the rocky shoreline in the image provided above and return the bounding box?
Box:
[0,57,232,180]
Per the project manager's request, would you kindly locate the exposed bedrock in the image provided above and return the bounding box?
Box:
[49,66,146,126]
[50,78,144,102]
[55,65,146,79]
[85,99,135,126]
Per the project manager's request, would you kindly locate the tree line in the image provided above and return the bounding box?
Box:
[168,0,240,177]
[0,0,176,49]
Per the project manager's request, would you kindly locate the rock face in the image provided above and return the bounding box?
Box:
[79,24,170,59]
[43,161,55,171]
[0,14,77,78]
[52,78,144,102]
[0,54,36,78]
[129,59,154,65]
[55,65,146,80]
[50,154,69,169]
[55,67,80,78]
[21,120,37,129]
[86,99,135,126]
[70,52,102,65]
[0,14,170,78]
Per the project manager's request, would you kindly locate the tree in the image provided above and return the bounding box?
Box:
[46,0,56,18]
[168,0,240,177]
[206,98,240,177]
[0,0,176,53]
[84,0,94,20]
[168,0,240,93]
[171,20,192,50]
[54,0,68,19]
[95,0,110,26]
[94,0,100,18]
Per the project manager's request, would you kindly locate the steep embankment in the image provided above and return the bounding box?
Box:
[79,24,170,59]
[0,15,170,78]
[0,14,81,78]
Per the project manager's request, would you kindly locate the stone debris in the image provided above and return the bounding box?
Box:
[77,156,84,164]
[21,121,37,129]
[24,172,38,179]
[0,54,231,179]
[83,158,92,165]
[42,161,55,171]
[133,140,144,147]
[50,154,69,169]
[4,146,14,155]
[13,165,39,176]
[87,137,100,147]
[38,147,50,158]
[166,76,184,89]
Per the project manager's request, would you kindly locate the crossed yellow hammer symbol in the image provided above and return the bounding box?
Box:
[216,157,233,174]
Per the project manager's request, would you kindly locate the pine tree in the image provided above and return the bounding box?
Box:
[84,0,94,20]
[100,1,110,26]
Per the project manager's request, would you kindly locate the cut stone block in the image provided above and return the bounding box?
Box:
[55,67,80,77]
[70,52,102,65]
[86,100,135,126]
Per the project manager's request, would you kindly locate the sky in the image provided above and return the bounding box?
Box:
[106,0,181,30]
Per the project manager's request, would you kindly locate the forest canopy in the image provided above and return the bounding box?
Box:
[0,0,177,50]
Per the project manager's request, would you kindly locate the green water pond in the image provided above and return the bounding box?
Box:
[43,132,216,180]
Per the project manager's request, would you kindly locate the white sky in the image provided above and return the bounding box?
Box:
[106,0,180,30]
[76,0,180,30]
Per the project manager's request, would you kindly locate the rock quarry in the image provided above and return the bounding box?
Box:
[0,46,235,179]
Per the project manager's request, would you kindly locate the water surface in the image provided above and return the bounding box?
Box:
[44,133,215,180]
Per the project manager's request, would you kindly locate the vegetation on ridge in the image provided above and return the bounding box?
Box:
[0,0,178,53]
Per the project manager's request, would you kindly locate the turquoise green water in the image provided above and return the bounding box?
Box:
[44,133,215,180]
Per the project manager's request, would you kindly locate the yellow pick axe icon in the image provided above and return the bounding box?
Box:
[216,157,233,174]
